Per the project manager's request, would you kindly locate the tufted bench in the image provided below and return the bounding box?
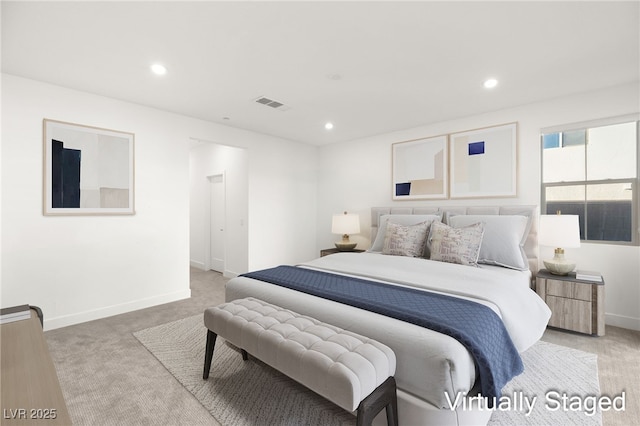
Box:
[203,297,398,426]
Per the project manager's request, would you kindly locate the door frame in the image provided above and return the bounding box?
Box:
[204,171,226,273]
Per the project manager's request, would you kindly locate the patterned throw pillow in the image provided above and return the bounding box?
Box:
[382,221,430,257]
[428,221,485,266]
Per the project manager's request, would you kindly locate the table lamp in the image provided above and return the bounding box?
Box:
[539,213,581,275]
[332,211,360,251]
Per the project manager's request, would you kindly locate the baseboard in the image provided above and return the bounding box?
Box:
[190,259,206,270]
[224,270,240,279]
[605,313,640,331]
[191,259,239,278]
[43,289,192,331]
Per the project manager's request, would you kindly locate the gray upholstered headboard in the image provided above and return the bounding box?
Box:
[371,205,539,276]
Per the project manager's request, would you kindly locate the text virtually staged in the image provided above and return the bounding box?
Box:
[445,390,626,417]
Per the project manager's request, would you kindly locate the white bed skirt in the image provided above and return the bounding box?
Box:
[372,389,493,426]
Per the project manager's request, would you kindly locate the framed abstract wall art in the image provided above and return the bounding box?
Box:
[392,134,448,200]
[43,119,135,215]
[449,122,517,199]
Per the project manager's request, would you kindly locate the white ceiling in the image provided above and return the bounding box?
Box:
[2,1,639,146]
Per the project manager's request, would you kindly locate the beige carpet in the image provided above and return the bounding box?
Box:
[134,314,354,426]
[490,340,602,426]
[134,314,602,426]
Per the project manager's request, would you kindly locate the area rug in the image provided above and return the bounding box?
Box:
[134,314,602,426]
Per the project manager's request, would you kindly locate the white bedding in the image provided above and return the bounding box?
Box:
[225,252,551,410]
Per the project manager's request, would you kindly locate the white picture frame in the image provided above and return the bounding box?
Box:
[392,135,448,200]
[43,119,135,215]
[449,122,517,199]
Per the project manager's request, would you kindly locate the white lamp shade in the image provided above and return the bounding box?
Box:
[332,213,360,235]
[539,215,581,248]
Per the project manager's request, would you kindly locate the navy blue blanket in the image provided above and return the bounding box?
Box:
[241,265,523,403]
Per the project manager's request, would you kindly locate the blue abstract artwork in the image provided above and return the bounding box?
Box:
[468,141,485,155]
[395,182,411,196]
[51,140,81,208]
[44,119,135,215]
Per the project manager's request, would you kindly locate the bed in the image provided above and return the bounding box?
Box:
[225,205,551,425]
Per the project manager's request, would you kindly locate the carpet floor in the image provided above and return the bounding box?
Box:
[134,313,602,426]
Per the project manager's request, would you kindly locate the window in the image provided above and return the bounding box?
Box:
[541,118,639,245]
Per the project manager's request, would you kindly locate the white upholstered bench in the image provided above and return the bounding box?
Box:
[203,297,398,426]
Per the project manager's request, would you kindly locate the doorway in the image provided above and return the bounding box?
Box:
[189,140,248,276]
[208,173,225,273]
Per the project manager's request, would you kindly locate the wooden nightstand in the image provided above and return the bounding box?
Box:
[320,248,365,257]
[536,269,605,336]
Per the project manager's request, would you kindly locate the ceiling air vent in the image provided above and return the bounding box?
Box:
[254,96,291,111]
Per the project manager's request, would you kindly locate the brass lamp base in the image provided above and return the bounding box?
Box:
[335,234,357,251]
[335,242,357,251]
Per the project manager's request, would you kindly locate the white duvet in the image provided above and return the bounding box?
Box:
[225,252,551,409]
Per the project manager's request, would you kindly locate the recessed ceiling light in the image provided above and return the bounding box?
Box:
[483,78,498,89]
[324,122,334,130]
[151,63,167,75]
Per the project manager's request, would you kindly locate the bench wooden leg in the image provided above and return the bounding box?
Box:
[241,349,248,360]
[356,377,398,426]
[203,330,217,379]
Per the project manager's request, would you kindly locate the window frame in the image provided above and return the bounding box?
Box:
[540,116,640,246]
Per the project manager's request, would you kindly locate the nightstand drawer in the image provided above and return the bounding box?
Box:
[535,269,605,336]
[546,279,592,302]
[546,295,593,334]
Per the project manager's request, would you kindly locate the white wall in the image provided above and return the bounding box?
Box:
[317,83,640,331]
[1,74,318,330]
[246,138,319,269]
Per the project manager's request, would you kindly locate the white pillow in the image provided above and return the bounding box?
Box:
[370,214,442,253]
[447,215,530,270]
[428,221,485,267]
[382,221,430,257]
